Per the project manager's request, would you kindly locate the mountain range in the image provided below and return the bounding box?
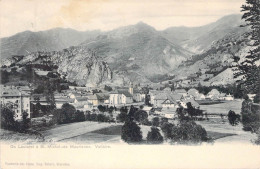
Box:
[0,14,250,87]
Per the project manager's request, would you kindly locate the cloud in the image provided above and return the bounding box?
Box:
[0,0,244,37]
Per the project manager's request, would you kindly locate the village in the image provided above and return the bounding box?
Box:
[1,1,260,168]
[0,82,236,122]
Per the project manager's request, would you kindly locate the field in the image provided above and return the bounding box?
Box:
[1,100,257,144]
[59,124,153,144]
[41,121,121,142]
[197,118,257,143]
[1,118,256,144]
[200,99,243,115]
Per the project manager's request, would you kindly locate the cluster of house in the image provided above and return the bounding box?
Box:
[59,84,146,111]
[0,84,146,120]
[0,82,235,121]
[148,88,199,119]
[147,87,234,119]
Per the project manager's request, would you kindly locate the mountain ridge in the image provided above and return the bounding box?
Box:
[1,14,250,87]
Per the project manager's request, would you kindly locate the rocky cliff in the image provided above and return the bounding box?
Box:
[16,46,123,86]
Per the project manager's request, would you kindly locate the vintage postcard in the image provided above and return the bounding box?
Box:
[0,0,260,168]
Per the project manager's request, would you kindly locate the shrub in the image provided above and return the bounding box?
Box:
[108,106,114,113]
[241,100,260,132]
[104,85,112,91]
[20,111,31,131]
[116,112,128,122]
[97,114,109,122]
[85,112,91,121]
[227,110,240,126]
[171,121,208,144]
[147,127,163,144]
[160,117,168,126]
[58,103,76,124]
[75,110,85,122]
[152,117,160,127]
[1,107,31,132]
[90,113,98,121]
[120,106,128,114]
[97,105,106,112]
[161,122,175,140]
[133,110,148,124]
[142,119,152,126]
[241,113,260,132]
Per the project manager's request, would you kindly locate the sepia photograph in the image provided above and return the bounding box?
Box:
[0,0,260,168]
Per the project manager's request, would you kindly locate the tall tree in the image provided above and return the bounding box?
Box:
[234,0,260,94]
[58,103,76,123]
[1,106,16,130]
[121,120,142,143]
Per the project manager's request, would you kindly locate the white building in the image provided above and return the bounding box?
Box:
[0,86,31,120]
[163,87,172,92]
[196,93,206,100]
[206,89,220,100]
[109,90,133,105]
[187,88,199,98]
[161,98,175,109]
[223,94,234,101]
[87,93,110,106]
[153,93,168,108]
[133,89,143,102]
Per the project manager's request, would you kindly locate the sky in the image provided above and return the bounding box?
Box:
[0,0,245,38]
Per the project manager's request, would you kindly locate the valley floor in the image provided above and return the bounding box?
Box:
[0,118,257,145]
[0,100,257,145]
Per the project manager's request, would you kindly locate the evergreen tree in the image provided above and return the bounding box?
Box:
[121,120,142,143]
[1,106,16,130]
[234,0,260,94]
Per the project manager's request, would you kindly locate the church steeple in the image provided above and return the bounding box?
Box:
[129,82,133,95]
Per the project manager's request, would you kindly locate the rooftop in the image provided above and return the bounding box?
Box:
[96,93,110,100]
[111,90,133,97]
[75,97,89,102]
[174,89,187,94]
[1,86,30,97]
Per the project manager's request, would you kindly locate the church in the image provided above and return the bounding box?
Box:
[109,84,135,106]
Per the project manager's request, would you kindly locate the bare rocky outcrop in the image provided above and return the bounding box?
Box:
[15,46,118,86]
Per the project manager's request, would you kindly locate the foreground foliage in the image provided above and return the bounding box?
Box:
[1,106,31,133]
[146,127,163,144]
[161,121,208,144]
[121,120,142,143]
[227,110,240,126]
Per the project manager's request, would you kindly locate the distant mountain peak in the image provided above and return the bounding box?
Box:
[135,21,149,26]
[134,21,155,31]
